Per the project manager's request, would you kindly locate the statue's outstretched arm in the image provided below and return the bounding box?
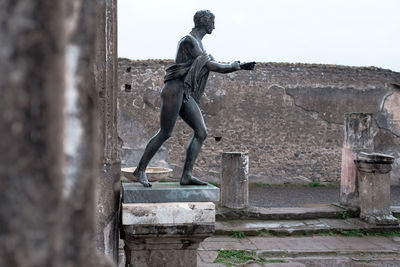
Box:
[206,60,256,73]
[206,60,241,73]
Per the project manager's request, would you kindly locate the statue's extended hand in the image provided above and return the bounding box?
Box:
[240,62,256,70]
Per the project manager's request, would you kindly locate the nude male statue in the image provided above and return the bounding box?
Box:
[132,10,255,187]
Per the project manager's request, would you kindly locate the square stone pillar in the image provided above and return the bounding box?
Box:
[355,152,398,225]
[221,152,249,209]
[340,113,373,207]
[94,0,121,263]
[121,182,219,267]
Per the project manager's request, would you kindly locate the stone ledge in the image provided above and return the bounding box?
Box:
[122,182,219,203]
[122,202,215,225]
[123,223,215,238]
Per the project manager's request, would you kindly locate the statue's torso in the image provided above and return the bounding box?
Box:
[175,35,204,64]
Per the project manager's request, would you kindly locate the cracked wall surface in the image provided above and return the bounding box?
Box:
[118,59,400,185]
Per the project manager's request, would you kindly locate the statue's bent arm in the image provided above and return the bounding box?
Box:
[183,35,240,74]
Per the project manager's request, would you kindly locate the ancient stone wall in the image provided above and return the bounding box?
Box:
[118,59,400,185]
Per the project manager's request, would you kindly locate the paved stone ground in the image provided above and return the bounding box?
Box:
[249,185,400,208]
[198,235,400,266]
[118,185,400,266]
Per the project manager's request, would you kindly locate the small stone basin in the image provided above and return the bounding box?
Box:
[121,167,173,182]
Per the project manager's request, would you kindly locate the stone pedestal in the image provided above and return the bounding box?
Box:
[221,152,249,209]
[123,232,209,267]
[355,152,399,225]
[121,182,219,267]
[340,113,373,207]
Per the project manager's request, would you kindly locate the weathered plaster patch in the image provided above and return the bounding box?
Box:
[378,91,400,137]
[285,87,386,124]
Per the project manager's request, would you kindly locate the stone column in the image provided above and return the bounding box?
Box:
[0,0,113,266]
[355,152,398,225]
[221,152,249,209]
[340,113,373,207]
[95,0,121,263]
[0,2,66,266]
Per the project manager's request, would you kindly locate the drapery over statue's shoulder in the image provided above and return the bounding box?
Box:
[164,52,212,103]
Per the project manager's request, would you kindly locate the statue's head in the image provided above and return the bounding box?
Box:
[193,10,215,34]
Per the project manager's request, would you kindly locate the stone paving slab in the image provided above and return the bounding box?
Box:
[198,256,400,267]
[200,237,257,251]
[197,235,400,266]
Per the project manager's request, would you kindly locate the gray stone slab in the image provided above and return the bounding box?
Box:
[122,182,220,203]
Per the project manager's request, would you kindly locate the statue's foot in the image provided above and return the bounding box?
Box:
[180,174,208,186]
[132,169,152,187]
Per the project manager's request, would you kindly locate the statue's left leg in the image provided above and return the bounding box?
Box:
[179,97,208,185]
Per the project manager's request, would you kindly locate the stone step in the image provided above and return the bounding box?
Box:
[215,218,400,236]
[217,205,400,221]
[198,255,400,267]
[216,204,355,221]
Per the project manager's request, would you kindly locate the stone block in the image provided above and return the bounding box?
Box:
[122,202,215,225]
[122,182,219,203]
[221,152,249,208]
[122,223,215,267]
[123,235,203,267]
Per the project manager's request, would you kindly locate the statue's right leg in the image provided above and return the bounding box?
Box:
[132,80,183,187]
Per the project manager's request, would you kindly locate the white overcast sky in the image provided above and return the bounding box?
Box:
[118,0,400,72]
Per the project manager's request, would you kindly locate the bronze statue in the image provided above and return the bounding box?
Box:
[133,10,255,187]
